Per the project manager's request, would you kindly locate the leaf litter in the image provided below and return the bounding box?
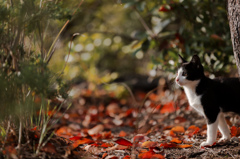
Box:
[3,82,240,158]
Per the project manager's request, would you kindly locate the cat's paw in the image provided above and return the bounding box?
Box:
[200,141,216,147]
[218,136,231,143]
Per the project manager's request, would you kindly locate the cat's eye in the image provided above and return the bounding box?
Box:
[182,71,187,76]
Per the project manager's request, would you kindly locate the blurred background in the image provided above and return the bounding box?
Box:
[0,0,235,122]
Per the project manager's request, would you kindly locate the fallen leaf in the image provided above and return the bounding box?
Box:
[171,126,185,133]
[123,155,131,159]
[119,130,127,137]
[177,144,192,148]
[133,134,149,143]
[102,131,112,139]
[69,136,82,141]
[71,138,93,149]
[88,124,104,135]
[185,125,200,137]
[138,150,154,159]
[141,141,158,148]
[101,143,113,148]
[231,126,237,137]
[160,143,177,149]
[41,143,57,154]
[160,102,176,114]
[102,153,108,159]
[115,138,133,146]
[170,138,182,144]
[85,145,102,155]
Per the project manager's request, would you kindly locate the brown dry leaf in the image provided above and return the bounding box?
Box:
[88,124,104,135]
[107,103,121,116]
[84,145,102,155]
[41,143,57,154]
[133,134,149,143]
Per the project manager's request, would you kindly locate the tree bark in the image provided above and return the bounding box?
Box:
[228,0,240,76]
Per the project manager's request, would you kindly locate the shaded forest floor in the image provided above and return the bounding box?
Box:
[2,80,240,158]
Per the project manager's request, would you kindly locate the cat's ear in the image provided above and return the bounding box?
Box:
[178,54,187,63]
[190,55,202,67]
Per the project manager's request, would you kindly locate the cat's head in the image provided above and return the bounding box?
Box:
[175,54,204,86]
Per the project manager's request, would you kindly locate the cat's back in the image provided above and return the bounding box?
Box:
[213,77,240,92]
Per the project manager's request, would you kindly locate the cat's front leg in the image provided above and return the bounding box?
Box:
[200,118,219,147]
[218,112,231,142]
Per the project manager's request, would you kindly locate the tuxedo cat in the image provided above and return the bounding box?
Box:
[176,54,240,147]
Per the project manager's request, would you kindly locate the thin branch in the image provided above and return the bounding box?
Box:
[134,9,155,38]
[45,0,85,64]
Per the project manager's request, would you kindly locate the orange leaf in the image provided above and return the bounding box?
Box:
[115,138,133,146]
[170,138,182,144]
[119,130,127,137]
[160,102,176,114]
[141,141,158,148]
[186,125,200,137]
[102,153,108,159]
[138,150,154,159]
[177,144,192,148]
[169,130,176,137]
[231,126,237,137]
[171,126,185,133]
[149,93,158,101]
[160,143,177,149]
[71,138,93,149]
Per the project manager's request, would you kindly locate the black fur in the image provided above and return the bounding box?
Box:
[179,54,240,124]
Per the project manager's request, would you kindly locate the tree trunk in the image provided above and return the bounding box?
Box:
[228,0,240,76]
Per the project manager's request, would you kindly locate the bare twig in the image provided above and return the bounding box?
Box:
[45,0,85,63]
[134,9,155,38]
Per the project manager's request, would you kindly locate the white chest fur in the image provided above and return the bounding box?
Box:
[183,80,205,116]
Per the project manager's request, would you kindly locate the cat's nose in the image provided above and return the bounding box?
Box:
[176,78,179,82]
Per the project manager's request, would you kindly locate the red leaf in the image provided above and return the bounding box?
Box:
[101,143,113,148]
[115,138,133,146]
[160,143,177,149]
[123,155,131,159]
[69,136,82,141]
[231,126,237,137]
[30,126,38,131]
[70,138,93,149]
